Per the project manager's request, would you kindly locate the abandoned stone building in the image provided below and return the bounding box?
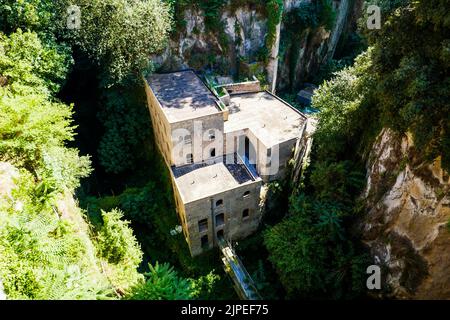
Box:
[144,70,307,256]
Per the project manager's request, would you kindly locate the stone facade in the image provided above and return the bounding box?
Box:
[181,178,262,256]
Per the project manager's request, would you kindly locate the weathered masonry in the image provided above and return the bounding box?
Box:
[144,70,307,256]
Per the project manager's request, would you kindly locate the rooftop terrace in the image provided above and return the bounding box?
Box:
[225,91,307,147]
[146,70,221,123]
[172,154,259,203]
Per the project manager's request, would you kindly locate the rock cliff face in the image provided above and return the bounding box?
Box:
[154,0,361,91]
[360,128,450,299]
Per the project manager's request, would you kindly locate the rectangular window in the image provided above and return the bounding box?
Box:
[201,235,209,249]
[198,218,208,232]
[215,213,225,227]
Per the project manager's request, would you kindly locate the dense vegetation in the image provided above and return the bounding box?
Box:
[262,0,450,299]
[0,0,216,300]
[1,0,448,301]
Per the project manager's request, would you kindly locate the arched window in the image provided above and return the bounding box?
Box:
[242,209,249,219]
[215,199,223,207]
[243,191,250,198]
[210,148,216,157]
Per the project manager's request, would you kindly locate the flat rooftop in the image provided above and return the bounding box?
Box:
[224,92,307,147]
[172,155,259,203]
[146,70,221,123]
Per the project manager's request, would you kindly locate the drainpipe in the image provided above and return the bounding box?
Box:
[210,198,216,248]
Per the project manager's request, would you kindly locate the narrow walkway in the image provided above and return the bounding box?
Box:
[218,237,261,300]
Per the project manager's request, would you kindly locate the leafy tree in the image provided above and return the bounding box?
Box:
[96,209,144,292]
[97,209,143,266]
[310,161,365,207]
[97,80,151,174]
[0,30,90,191]
[188,271,220,300]
[127,262,193,300]
[264,194,368,299]
[65,0,172,86]
[0,29,72,94]
[0,0,68,34]
[362,0,450,170]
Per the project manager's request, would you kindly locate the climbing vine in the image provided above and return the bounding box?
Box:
[280,0,336,90]
[265,0,283,50]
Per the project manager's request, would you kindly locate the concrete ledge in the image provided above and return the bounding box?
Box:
[217,76,261,95]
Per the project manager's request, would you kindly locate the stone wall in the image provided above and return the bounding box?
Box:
[144,80,173,165]
[184,179,262,256]
[218,78,261,94]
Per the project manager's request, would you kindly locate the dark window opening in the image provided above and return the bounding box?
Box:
[210,148,216,157]
[215,199,223,207]
[215,213,225,227]
[216,229,224,239]
[186,153,193,164]
[242,209,249,219]
[208,130,215,140]
[198,218,208,232]
[243,191,250,198]
[201,235,208,248]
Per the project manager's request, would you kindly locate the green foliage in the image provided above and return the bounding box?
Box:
[0,30,90,191]
[0,26,144,299]
[97,80,151,174]
[310,161,365,207]
[265,0,283,49]
[188,270,220,300]
[127,262,193,300]
[66,0,172,86]
[264,194,369,298]
[0,170,113,299]
[361,0,450,171]
[264,49,376,300]
[198,0,226,32]
[312,49,378,160]
[96,209,144,292]
[0,0,68,34]
[283,0,335,33]
[97,209,142,266]
[0,29,72,94]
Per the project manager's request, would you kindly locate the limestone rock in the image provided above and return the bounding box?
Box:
[360,128,450,299]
